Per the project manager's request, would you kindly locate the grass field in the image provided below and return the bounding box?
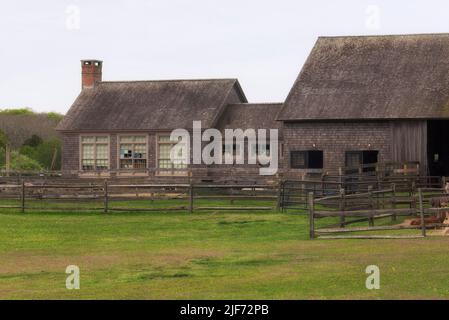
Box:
[1,202,449,299]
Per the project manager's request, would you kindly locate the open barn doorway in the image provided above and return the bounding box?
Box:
[427,120,449,176]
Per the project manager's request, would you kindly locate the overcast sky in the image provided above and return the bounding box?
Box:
[1,0,449,113]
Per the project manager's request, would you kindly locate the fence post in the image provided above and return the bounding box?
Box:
[391,183,397,222]
[21,180,25,213]
[276,179,283,212]
[308,192,315,239]
[418,188,426,237]
[368,185,374,227]
[189,183,194,214]
[441,176,446,189]
[103,179,108,214]
[339,188,345,228]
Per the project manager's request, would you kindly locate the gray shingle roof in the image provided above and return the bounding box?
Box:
[57,79,247,131]
[277,34,449,121]
[217,103,283,130]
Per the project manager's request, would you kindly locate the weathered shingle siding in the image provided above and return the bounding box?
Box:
[282,122,393,171]
[61,133,79,172]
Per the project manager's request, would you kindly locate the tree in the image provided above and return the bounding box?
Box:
[23,134,43,147]
[19,138,61,170]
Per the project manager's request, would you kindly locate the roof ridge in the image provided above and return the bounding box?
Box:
[319,32,449,39]
[99,78,238,84]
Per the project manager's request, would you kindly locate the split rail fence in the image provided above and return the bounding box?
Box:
[308,187,449,239]
[0,180,281,214]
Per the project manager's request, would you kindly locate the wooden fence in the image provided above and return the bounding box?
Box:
[0,180,280,214]
[308,187,449,239]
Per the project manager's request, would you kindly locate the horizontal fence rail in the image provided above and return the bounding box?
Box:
[0,180,280,214]
[308,187,449,239]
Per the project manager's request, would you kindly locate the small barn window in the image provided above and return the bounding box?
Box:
[290,150,323,169]
[345,150,378,172]
[119,136,147,169]
[80,136,109,170]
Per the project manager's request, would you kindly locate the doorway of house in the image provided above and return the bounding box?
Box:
[427,120,449,176]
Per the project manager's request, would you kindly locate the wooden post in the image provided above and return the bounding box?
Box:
[276,179,283,212]
[21,180,25,213]
[339,188,346,228]
[441,176,446,189]
[50,147,58,171]
[391,183,397,222]
[368,185,374,227]
[189,183,194,214]
[103,179,108,214]
[418,188,426,237]
[308,192,315,239]
[338,167,343,191]
[5,143,11,177]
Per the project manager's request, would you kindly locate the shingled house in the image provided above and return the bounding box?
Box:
[277,34,449,177]
[56,60,281,178]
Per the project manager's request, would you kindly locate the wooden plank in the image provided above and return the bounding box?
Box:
[317,235,425,240]
[21,180,25,213]
[109,207,187,212]
[314,207,415,217]
[418,188,426,237]
[308,192,315,239]
[195,206,273,211]
[316,225,424,233]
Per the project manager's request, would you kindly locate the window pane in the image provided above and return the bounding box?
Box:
[134,144,147,158]
[96,136,108,143]
[120,159,133,169]
[134,159,147,169]
[158,136,171,142]
[96,144,109,160]
[119,136,133,143]
[96,159,109,169]
[308,151,323,169]
[291,151,306,168]
[82,144,94,160]
[134,136,146,143]
[120,144,133,159]
[81,136,95,143]
[158,159,171,168]
[159,144,172,159]
[82,159,95,171]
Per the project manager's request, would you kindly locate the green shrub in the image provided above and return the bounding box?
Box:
[1,151,42,171]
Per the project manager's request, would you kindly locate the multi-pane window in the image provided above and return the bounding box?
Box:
[158,136,188,171]
[290,150,323,169]
[81,136,109,170]
[119,136,147,169]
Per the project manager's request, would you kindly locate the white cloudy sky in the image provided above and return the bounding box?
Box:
[1,0,449,113]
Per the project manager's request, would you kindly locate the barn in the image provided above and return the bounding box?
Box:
[277,34,449,177]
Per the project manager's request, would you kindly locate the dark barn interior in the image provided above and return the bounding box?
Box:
[427,120,449,176]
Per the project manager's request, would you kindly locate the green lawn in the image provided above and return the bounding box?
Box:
[1,205,449,299]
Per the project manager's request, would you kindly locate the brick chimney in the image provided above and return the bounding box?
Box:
[81,59,102,89]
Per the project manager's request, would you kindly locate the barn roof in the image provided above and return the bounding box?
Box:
[57,79,247,131]
[277,33,449,121]
[217,103,283,130]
